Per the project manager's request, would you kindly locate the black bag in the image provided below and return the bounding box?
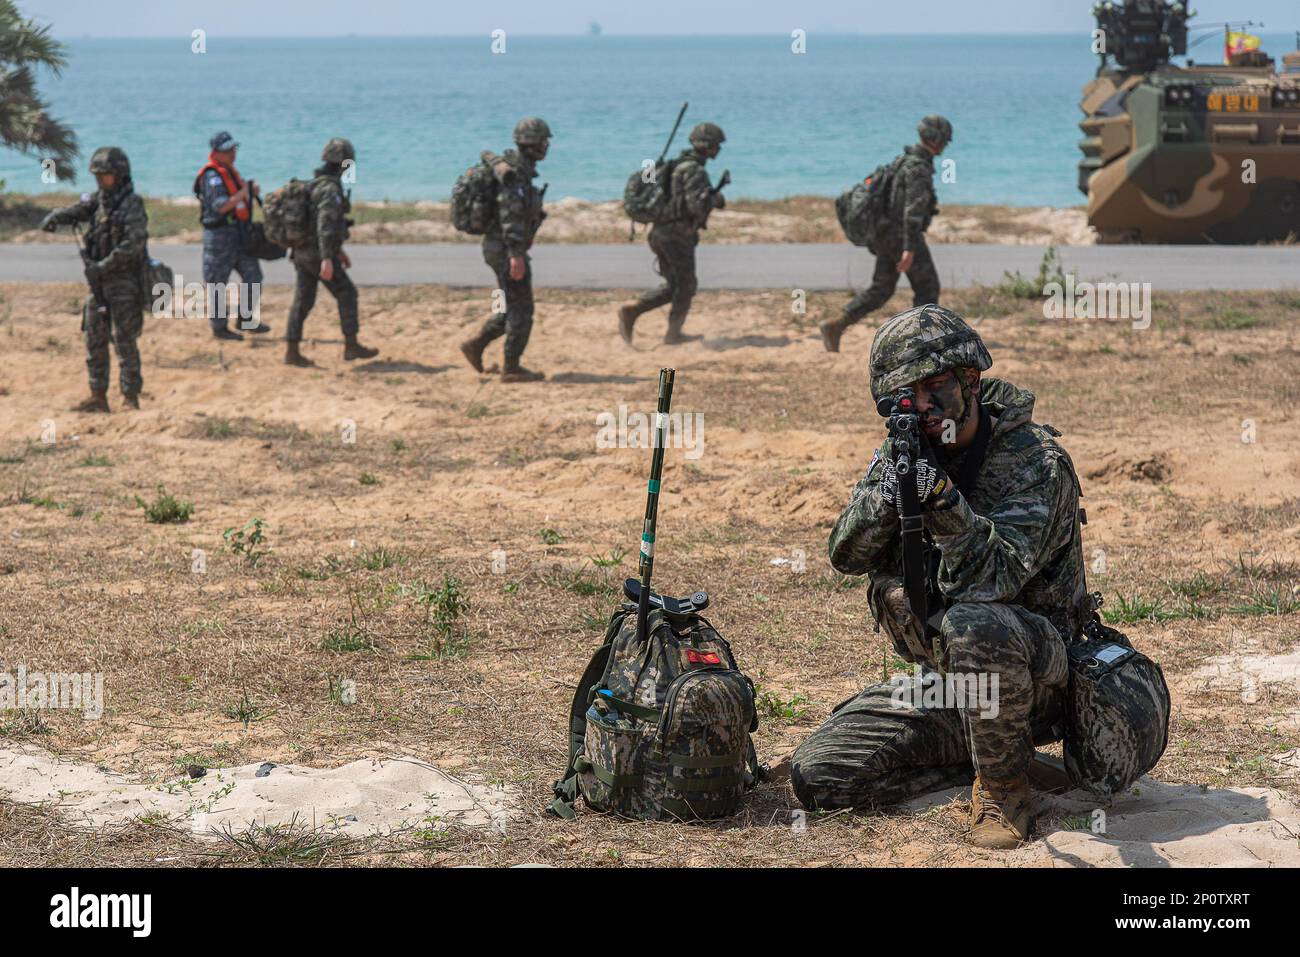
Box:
[835,156,902,253]
[1063,617,1171,797]
[245,220,287,261]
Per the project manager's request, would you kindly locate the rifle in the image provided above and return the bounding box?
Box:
[635,368,676,644]
[658,102,689,165]
[72,222,109,318]
[876,387,944,671]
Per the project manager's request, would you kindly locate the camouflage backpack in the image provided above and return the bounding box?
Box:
[835,156,902,252]
[550,583,760,821]
[1062,613,1171,797]
[261,178,315,249]
[450,154,499,235]
[622,158,679,225]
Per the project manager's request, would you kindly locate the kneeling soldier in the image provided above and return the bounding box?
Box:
[792,305,1092,848]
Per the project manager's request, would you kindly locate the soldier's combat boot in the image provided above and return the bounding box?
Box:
[819,318,846,353]
[343,334,378,361]
[500,355,545,383]
[663,317,702,345]
[73,390,110,413]
[618,304,639,345]
[970,773,1033,849]
[284,341,313,367]
[122,392,140,410]
[213,327,244,341]
[460,333,491,373]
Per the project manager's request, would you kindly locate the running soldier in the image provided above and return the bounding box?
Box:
[821,116,952,352]
[458,117,551,383]
[618,122,727,346]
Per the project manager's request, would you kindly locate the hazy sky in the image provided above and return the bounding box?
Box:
[22,0,1300,38]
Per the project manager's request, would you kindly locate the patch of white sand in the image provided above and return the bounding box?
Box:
[1193,649,1300,693]
[0,747,515,838]
[907,778,1300,867]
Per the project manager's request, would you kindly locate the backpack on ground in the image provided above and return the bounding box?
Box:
[261,178,316,249]
[1062,614,1171,797]
[622,157,680,225]
[549,368,761,822]
[550,584,760,821]
[450,154,499,235]
[835,157,902,252]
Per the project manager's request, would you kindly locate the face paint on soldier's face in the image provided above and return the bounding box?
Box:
[95,172,116,190]
[912,370,974,448]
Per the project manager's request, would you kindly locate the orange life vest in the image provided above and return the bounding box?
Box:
[196,153,249,223]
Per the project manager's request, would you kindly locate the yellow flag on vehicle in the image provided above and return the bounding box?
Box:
[1225,31,1261,61]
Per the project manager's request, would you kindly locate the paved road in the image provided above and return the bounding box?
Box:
[3,242,1298,290]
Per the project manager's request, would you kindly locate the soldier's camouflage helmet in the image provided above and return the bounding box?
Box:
[513,117,552,145]
[917,114,953,147]
[689,122,726,149]
[89,146,131,178]
[869,304,991,400]
[321,137,356,164]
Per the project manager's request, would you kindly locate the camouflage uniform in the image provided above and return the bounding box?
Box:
[42,148,148,400]
[198,143,262,334]
[792,306,1092,813]
[622,123,727,342]
[286,161,357,344]
[841,144,942,323]
[477,147,546,361]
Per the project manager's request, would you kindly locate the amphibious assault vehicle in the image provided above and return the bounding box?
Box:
[1078,1,1300,242]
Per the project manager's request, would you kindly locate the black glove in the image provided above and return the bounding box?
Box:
[40,213,59,233]
[713,193,726,210]
[83,262,103,284]
[913,432,958,509]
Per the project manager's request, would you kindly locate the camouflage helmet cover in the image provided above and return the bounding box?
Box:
[513,117,552,145]
[321,137,356,163]
[917,114,953,146]
[89,146,131,177]
[689,122,726,148]
[869,304,992,400]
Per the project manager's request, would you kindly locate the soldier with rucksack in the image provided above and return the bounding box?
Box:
[820,115,952,353]
[617,122,729,346]
[456,117,551,383]
[272,137,377,367]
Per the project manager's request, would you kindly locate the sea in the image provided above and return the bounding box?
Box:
[3,32,1297,205]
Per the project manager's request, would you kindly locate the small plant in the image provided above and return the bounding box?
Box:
[539,527,563,546]
[999,245,1069,300]
[135,485,194,524]
[408,575,471,660]
[223,692,263,729]
[391,438,407,452]
[588,546,626,569]
[204,417,236,439]
[357,546,403,571]
[756,689,809,724]
[359,472,380,486]
[322,624,374,653]
[1101,593,1180,624]
[223,518,270,567]
[78,454,111,467]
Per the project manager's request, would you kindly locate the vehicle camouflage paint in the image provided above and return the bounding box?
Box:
[1079,1,1300,243]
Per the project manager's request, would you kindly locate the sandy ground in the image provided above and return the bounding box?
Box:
[4,194,1095,246]
[0,279,1297,867]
